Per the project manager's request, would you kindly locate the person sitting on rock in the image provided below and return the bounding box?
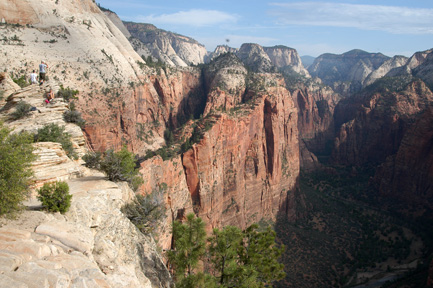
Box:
[45,88,54,104]
[30,70,38,84]
[39,60,48,85]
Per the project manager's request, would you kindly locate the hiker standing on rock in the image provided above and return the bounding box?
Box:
[39,60,48,85]
[30,70,38,84]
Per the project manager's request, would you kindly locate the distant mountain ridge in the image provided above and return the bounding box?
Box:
[103,10,208,67]
[308,49,397,95]
[104,10,310,76]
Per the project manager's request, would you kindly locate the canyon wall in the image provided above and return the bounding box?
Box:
[139,67,300,248]
[373,106,433,209]
[332,79,433,166]
[291,84,340,166]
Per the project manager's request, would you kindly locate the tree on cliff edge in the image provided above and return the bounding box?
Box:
[167,214,208,280]
[0,122,36,216]
[168,213,285,288]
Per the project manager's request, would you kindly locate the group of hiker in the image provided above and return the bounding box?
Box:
[29,60,54,103]
[29,60,48,85]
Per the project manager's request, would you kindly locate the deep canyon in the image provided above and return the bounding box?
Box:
[1,0,433,287]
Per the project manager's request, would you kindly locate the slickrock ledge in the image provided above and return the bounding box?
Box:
[0,74,171,288]
[0,175,171,288]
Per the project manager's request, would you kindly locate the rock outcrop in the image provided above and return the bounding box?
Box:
[236,43,276,73]
[203,53,247,114]
[186,89,300,229]
[263,45,310,77]
[386,49,433,90]
[0,175,171,288]
[0,77,87,191]
[0,72,20,107]
[139,156,193,250]
[123,22,208,67]
[0,85,171,288]
[209,44,309,77]
[363,55,408,87]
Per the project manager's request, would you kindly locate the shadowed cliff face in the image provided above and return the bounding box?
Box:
[291,84,341,169]
[332,79,433,166]
[264,99,276,176]
[373,106,433,210]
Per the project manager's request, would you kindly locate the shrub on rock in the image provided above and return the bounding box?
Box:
[37,181,72,213]
[83,146,144,191]
[63,110,85,128]
[0,122,36,216]
[11,101,32,120]
[34,123,77,159]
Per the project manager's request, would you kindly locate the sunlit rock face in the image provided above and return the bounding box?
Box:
[308,49,392,95]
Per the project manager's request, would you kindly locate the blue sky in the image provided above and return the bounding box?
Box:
[96,0,433,57]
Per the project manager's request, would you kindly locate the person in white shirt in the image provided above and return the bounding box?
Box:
[30,70,38,84]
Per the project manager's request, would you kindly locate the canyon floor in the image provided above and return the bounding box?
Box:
[275,166,432,287]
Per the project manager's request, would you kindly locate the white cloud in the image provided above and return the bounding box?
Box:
[135,9,238,27]
[269,2,433,34]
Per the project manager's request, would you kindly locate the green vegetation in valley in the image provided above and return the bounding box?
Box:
[167,213,285,288]
[275,167,425,288]
[0,123,36,216]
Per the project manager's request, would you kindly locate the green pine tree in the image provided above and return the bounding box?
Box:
[167,214,286,288]
[167,213,207,280]
[176,272,218,288]
[240,224,286,287]
[208,226,246,287]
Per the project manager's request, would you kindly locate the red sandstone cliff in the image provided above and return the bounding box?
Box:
[139,71,300,249]
[80,69,203,154]
[183,82,300,230]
